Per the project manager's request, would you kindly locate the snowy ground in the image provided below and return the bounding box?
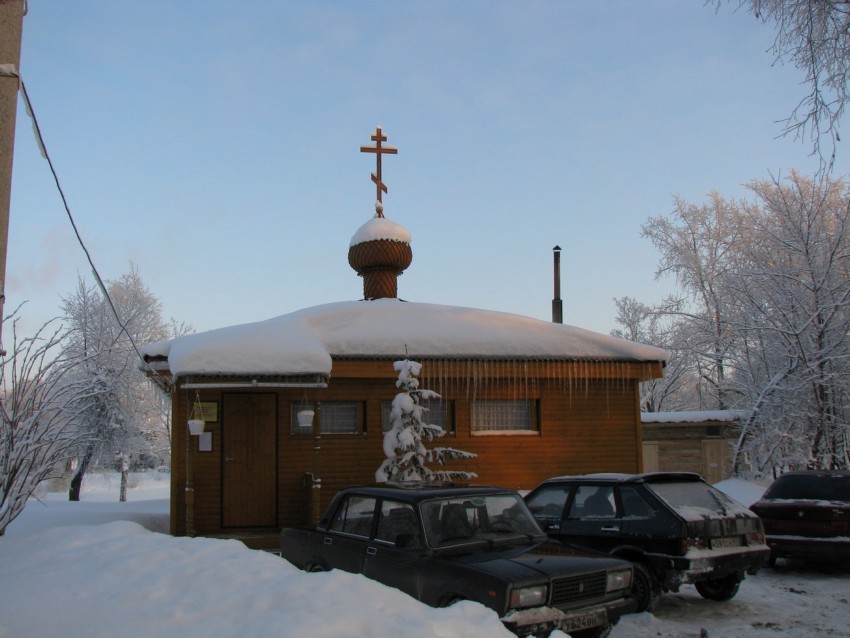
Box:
[1,474,847,638]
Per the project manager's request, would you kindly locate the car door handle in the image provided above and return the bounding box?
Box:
[366,547,377,556]
[323,537,333,546]
[601,526,620,532]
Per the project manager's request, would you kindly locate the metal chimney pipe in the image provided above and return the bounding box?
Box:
[552,245,563,324]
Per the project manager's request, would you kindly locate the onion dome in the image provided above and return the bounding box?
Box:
[351,126,412,299]
[349,213,412,299]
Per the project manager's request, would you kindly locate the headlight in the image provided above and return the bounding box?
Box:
[509,585,548,609]
[606,568,632,592]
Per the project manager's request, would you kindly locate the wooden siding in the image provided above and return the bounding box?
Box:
[642,421,738,483]
[331,358,664,381]
[169,358,655,536]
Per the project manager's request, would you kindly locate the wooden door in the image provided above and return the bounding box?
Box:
[702,439,726,484]
[642,442,659,473]
[222,393,277,528]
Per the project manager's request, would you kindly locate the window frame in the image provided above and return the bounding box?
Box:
[290,400,364,435]
[470,399,539,436]
[328,494,377,538]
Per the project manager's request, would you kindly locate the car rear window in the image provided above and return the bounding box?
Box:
[763,475,850,502]
[646,481,751,520]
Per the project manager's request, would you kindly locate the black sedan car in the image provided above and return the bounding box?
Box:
[280,483,636,638]
[524,473,770,612]
[750,470,850,566]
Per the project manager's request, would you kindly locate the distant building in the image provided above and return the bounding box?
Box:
[641,410,751,484]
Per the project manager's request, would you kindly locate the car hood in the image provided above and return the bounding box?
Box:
[450,543,629,583]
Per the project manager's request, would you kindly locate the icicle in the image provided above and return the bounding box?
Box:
[559,359,565,396]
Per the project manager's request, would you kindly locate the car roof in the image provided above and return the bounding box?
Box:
[774,470,850,479]
[537,472,705,486]
[335,483,519,503]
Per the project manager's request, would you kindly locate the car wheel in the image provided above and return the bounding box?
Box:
[767,551,778,568]
[631,562,662,613]
[438,595,465,608]
[695,574,741,601]
[305,563,326,573]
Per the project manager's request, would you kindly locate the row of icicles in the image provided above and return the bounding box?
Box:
[414,358,642,407]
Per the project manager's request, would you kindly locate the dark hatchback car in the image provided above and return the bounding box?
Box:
[524,473,770,612]
[280,484,636,638]
[750,470,850,566]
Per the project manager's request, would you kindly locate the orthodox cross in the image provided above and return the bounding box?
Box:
[360,125,397,217]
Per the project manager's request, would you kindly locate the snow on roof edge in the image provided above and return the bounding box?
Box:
[141,299,668,379]
[641,409,752,423]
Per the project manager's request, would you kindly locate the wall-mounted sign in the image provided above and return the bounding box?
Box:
[198,431,213,452]
[197,402,218,422]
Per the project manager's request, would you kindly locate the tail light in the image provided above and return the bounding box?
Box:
[746,531,765,545]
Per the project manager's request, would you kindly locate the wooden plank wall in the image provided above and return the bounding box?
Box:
[172,361,650,535]
[642,421,737,482]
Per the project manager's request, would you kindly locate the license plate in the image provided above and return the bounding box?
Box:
[712,536,742,549]
[560,609,607,633]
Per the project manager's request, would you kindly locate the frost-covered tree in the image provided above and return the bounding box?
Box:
[0,313,100,535]
[611,296,695,412]
[641,192,749,409]
[60,266,178,501]
[729,172,850,473]
[715,0,850,167]
[638,172,850,475]
[376,359,477,483]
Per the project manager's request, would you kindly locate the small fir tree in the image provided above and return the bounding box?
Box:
[376,358,477,483]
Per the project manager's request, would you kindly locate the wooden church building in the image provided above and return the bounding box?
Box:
[142,127,667,541]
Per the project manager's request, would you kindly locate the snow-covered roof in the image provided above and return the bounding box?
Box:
[350,216,411,247]
[141,298,668,379]
[641,410,751,424]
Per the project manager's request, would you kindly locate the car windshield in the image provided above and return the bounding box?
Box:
[647,481,752,520]
[763,475,850,502]
[421,493,544,549]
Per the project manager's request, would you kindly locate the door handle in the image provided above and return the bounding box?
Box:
[366,547,377,556]
[225,457,235,462]
[323,537,333,545]
[601,526,620,532]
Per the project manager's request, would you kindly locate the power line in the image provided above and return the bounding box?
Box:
[13,74,170,389]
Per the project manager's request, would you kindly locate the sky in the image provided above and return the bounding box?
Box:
[3,472,849,637]
[7,1,850,345]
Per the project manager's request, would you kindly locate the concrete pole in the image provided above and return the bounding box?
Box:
[0,0,26,355]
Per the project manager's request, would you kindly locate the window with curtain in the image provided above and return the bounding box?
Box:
[470,399,537,434]
[291,401,361,434]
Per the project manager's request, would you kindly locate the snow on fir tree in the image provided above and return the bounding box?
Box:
[376,358,477,482]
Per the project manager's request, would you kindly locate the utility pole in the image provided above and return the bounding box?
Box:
[0,0,26,355]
